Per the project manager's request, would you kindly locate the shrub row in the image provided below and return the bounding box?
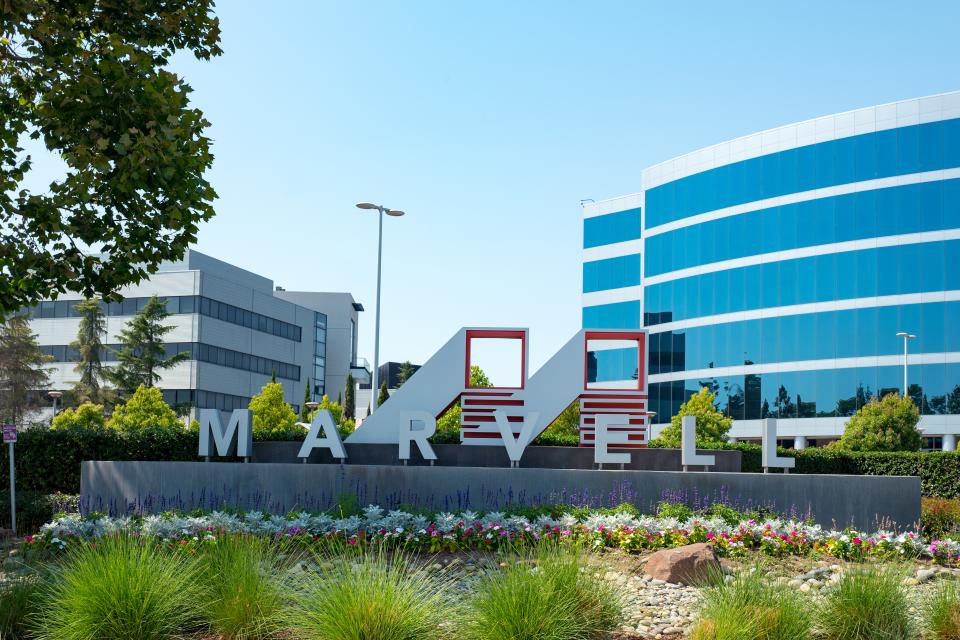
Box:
[651,441,960,498]
[0,428,199,495]
[4,426,959,499]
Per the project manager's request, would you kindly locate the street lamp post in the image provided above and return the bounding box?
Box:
[48,391,63,425]
[356,203,405,413]
[895,332,917,397]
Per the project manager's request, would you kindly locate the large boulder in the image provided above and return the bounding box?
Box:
[644,543,719,585]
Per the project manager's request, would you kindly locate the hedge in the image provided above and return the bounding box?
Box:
[0,427,199,495]
[3,426,958,499]
[0,491,79,534]
[660,442,960,499]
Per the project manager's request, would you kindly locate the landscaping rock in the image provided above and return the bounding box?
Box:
[916,569,936,583]
[644,543,720,586]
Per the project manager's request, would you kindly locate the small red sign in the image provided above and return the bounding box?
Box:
[2,424,15,444]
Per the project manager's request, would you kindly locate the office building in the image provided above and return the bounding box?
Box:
[24,250,366,415]
[582,91,960,450]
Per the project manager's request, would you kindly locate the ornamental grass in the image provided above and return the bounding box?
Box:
[465,547,622,640]
[31,534,202,640]
[818,567,913,640]
[690,567,812,640]
[195,534,285,640]
[282,549,458,640]
[0,575,41,640]
[926,579,960,640]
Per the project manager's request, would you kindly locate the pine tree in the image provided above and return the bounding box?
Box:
[107,296,188,398]
[344,372,356,421]
[271,369,277,384]
[301,377,311,422]
[70,299,111,404]
[397,360,415,387]
[377,380,390,406]
[0,315,52,426]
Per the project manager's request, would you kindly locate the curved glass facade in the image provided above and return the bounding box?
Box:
[582,93,960,448]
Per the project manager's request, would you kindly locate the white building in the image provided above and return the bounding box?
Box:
[24,250,368,415]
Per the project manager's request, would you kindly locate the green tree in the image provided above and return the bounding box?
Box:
[397,360,416,387]
[838,393,922,452]
[69,299,111,404]
[652,387,732,447]
[436,365,492,435]
[300,377,311,422]
[0,3,221,318]
[107,296,187,397]
[319,394,343,425]
[377,381,390,406]
[51,402,106,431]
[344,372,355,422]
[248,382,299,440]
[0,314,51,426]
[107,385,180,432]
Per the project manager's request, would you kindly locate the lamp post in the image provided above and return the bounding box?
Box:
[48,390,63,425]
[356,202,405,413]
[895,332,917,397]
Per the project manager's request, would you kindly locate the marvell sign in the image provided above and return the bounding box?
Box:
[197,327,794,470]
[200,328,652,466]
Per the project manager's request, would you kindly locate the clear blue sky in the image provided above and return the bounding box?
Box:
[169,1,959,384]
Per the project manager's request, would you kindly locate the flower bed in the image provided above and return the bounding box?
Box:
[27,506,960,566]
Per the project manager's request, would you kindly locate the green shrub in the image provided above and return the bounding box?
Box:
[652,387,732,448]
[818,568,912,640]
[0,426,199,494]
[249,382,301,440]
[284,550,455,640]
[926,580,960,640]
[657,501,694,521]
[107,385,183,432]
[197,534,284,639]
[50,402,106,430]
[838,393,922,452]
[466,548,622,640]
[0,491,79,533]
[0,576,42,639]
[691,567,812,640]
[33,534,201,640]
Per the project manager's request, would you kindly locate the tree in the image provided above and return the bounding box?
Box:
[397,361,416,387]
[51,402,106,431]
[248,382,299,440]
[344,373,355,422]
[107,385,180,432]
[377,381,390,406]
[69,299,111,404]
[300,378,311,422]
[653,387,732,447]
[319,394,343,425]
[0,314,51,426]
[108,296,187,397]
[837,393,922,452]
[436,365,492,435]
[0,3,221,318]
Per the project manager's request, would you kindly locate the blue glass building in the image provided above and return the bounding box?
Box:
[582,92,960,450]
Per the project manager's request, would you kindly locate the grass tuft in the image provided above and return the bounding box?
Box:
[0,576,42,639]
[32,534,201,640]
[818,567,912,640]
[284,549,456,640]
[197,534,285,640]
[926,579,960,640]
[690,567,812,640]
[465,548,622,640]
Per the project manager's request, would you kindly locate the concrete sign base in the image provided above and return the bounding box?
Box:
[80,460,920,529]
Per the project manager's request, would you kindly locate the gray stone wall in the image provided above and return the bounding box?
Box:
[80,461,921,529]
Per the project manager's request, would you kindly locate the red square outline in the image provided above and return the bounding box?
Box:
[464,329,527,389]
[583,331,646,391]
